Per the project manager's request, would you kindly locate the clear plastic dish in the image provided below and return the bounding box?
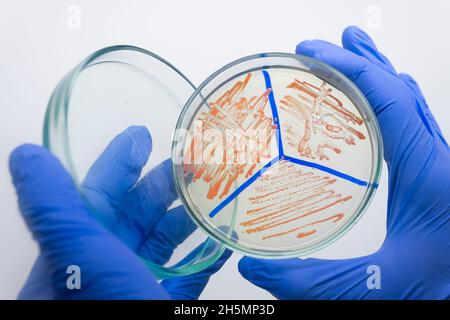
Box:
[44,46,225,278]
[44,46,382,275]
[172,53,383,258]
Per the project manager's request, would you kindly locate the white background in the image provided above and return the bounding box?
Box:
[0,0,449,299]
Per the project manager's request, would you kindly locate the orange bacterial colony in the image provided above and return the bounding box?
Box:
[179,67,373,252]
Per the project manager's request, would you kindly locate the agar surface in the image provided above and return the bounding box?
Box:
[281,80,365,161]
[240,160,351,240]
[183,73,276,200]
[183,70,368,242]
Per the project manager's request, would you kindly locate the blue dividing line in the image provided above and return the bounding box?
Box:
[208,157,279,218]
[283,155,369,187]
[262,69,284,156]
[207,70,374,219]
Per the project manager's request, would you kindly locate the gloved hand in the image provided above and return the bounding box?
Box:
[10,126,231,299]
[239,26,449,299]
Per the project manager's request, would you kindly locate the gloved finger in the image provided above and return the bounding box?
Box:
[118,158,178,238]
[81,126,152,228]
[137,205,197,265]
[9,144,167,299]
[161,247,232,300]
[238,255,377,300]
[9,144,90,240]
[342,25,445,147]
[341,27,448,146]
[18,255,54,299]
[297,39,369,83]
[399,73,448,146]
[342,26,397,75]
[399,73,426,103]
[295,39,426,164]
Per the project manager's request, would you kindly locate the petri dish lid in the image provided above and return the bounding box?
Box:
[172,53,383,258]
[44,45,225,278]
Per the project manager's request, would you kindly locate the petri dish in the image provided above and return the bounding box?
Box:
[44,45,225,278]
[172,53,383,258]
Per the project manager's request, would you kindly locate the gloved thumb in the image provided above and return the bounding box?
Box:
[9,144,95,246]
[239,255,377,299]
[9,144,166,299]
[162,248,232,300]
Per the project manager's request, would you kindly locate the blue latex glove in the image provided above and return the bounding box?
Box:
[239,26,449,299]
[10,126,231,299]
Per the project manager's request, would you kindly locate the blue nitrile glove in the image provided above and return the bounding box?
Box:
[10,126,231,299]
[238,26,450,299]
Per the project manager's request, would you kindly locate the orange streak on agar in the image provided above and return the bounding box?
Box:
[239,160,351,241]
[183,73,361,243]
[244,196,352,233]
[248,186,289,203]
[298,230,317,238]
[280,79,366,161]
[241,189,337,226]
[183,73,276,200]
[262,213,344,240]
[287,80,363,125]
